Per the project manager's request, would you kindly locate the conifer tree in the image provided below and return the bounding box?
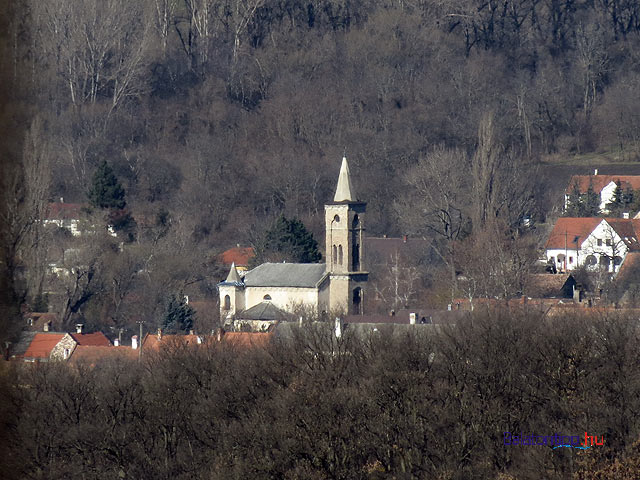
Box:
[88,161,126,210]
[584,181,601,216]
[256,215,322,264]
[162,295,195,333]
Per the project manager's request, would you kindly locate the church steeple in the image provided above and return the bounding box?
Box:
[333,156,356,202]
[225,262,242,283]
[325,156,368,315]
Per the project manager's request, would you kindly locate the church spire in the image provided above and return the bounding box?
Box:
[333,156,356,202]
[225,262,242,283]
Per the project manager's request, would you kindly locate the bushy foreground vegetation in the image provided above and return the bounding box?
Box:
[2,310,640,479]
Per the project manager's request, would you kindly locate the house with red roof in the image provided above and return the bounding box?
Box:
[545,217,640,272]
[219,246,255,272]
[44,200,87,236]
[565,172,640,214]
[10,332,75,362]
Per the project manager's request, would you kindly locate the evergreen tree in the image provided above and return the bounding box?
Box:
[584,181,601,216]
[88,161,126,209]
[565,181,584,216]
[258,215,322,263]
[162,295,195,334]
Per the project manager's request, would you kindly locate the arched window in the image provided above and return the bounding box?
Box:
[599,256,610,268]
[263,294,272,300]
[224,295,231,310]
[613,256,622,266]
[352,287,362,315]
[586,255,597,266]
[332,245,337,265]
[338,245,343,265]
[333,214,340,223]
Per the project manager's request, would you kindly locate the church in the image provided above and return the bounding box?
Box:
[218,157,368,325]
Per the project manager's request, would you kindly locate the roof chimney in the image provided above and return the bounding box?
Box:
[409,313,416,325]
[43,320,51,332]
[403,235,408,243]
[594,168,598,175]
[157,328,162,340]
[334,317,342,338]
[114,338,120,347]
[623,212,630,219]
[60,197,64,203]
[75,323,83,334]
[131,335,138,350]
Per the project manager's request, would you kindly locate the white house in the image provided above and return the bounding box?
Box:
[43,201,85,236]
[218,157,369,324]
[564,172,640,214]
[545,217,640,273]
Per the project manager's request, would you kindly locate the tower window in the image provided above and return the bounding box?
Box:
[338,245,343,265]
[333,214,340,223]
[352,214,360,229]
[224,295,231,310]
[352,287,362,315]
[332,245,337,265]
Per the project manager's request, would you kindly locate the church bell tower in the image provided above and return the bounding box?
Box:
[325,157,368,314]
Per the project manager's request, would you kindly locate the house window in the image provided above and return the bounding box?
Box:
[263,294,272,301]
[606,239,612,246]
[597,239,602,246]
[586,255,597,265]
[569,256,574,264]
[224,295,231,310]
[613,256,622,266]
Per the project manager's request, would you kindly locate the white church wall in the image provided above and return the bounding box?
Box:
[244,287,319,312]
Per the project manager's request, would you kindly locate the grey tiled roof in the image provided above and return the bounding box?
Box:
[243,263,327,288]
[237,301,294,321]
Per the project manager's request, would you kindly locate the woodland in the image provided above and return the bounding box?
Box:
[4,0,640,339]
[2,310,640,479]
[2,0,640,335]
[2,1,640,477]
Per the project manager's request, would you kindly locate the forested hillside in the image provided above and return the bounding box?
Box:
[2,0,640,336]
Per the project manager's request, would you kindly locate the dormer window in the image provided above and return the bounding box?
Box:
[263,294,272,301]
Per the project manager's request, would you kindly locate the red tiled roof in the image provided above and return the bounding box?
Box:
[45,203,85,220]
[566,175,640,194]
[69,346,137,364]
[142,334,203,350]
[545,218,602,249]
[70,332,112,346]
[22,333,65,358]
[221,332,273,348]
[220,247,255,267]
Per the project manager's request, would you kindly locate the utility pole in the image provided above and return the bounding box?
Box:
[564,230,569,274]
[136,320,143,361]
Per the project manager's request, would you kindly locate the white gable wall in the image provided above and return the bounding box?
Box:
[244,286,319,313]
[546,219,628,272]
[600,181,618,213]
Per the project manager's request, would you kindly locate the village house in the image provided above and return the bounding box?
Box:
[219,245,255,272]
[43,199,85,236]
[219,157,368,324]
[545,217,640,273]
[564,172,640,214]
